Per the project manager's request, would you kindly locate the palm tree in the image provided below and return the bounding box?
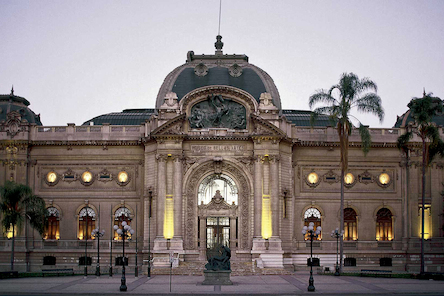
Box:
[309,72,384,273]
[0,181,46,270]
[397,91,444,275]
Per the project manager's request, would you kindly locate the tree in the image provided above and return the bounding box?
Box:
[0,181,46,271]
[397,91,444,275]
[309,72,384,273]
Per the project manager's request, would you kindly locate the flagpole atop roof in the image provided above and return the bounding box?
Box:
[218,0,222,35]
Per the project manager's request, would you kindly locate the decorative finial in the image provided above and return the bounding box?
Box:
[423,87,426,97]
[215,35,223,54]
[10,85,14,96]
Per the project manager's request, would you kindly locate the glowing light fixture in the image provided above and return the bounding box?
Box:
[307,172,318,184]
[118,171,128,183]
[344,173,354,184]
[379,173,390,185]
[164,195,174,239]
[46,172,57,183]
[82,171,93,183]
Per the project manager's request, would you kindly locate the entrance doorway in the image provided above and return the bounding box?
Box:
[206,217,230,249]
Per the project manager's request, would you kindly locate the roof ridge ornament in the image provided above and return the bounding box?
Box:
[215,35,223,55]
[10,85,14,96]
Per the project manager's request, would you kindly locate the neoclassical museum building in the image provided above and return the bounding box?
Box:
[1,37,443,274]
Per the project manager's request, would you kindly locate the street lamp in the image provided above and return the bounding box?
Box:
[331,228,343,276]
[91,228,105,276]
[302,222,321,292]
[114,221,134,292]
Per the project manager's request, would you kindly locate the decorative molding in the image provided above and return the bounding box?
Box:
[62,168,78,183]
[323,170,339,184]
[228,64,242,77]
[358,170,374,185]
[97,168,113,183]
[194,63,208,77]
[184,161,250,250]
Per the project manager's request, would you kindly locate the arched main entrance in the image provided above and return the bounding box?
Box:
[183,160,252,255]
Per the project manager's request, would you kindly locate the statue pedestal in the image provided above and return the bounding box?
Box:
[202,270,233,285]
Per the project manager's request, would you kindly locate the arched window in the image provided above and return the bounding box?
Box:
[114,207,132,240]
[344,208,357,241]
[78,207,96,240]
[304,207,322,240]
[44,207,60,240]
[376,208,393,241]
[198,174,238,205]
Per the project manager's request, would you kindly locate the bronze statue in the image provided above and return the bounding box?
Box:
[205,244,231,271]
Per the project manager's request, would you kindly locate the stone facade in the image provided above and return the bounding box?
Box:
[1,39,443,274]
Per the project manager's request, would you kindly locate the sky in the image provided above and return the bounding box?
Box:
[1,0,443,128]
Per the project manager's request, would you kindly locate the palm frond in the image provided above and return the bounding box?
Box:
[309,91,336,109]
[354,93,384,122]
[359,124,371,155]
[397,131,413,154]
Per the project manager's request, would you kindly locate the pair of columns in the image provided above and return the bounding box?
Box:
[156,154,183,241]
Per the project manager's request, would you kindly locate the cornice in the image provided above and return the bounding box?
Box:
[30,140,142,147]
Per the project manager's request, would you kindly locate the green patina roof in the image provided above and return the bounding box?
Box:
[172,67,267,102]
[282,110,334,127]
[0,93,42,125]
[82,109,154,126]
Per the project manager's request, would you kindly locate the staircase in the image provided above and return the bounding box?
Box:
[150,261,293,276]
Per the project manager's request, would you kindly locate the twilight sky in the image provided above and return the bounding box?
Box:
[1,0,443,128]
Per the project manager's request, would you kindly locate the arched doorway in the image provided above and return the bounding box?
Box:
[183,160,251,253]
[197,174,238,250]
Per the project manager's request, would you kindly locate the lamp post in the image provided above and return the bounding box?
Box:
[114,221,134,292]
[302,222,321,292]
[331,228,343,276]
[147,189,152,278]
[92,228,105,276]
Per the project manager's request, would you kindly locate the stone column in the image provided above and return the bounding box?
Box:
[156,155,166,238]
[270,155,280,237]
[253,155,262,238]
[173,155,183,238]
[230,217,237,250]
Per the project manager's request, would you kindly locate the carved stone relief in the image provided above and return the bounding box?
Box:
[188,94,246,129]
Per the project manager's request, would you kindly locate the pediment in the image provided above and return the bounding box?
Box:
[250,114,286,137]
[151,114,186,136]
[201,196,237,212]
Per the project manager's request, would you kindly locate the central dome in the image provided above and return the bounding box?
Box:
[155,36,281,111]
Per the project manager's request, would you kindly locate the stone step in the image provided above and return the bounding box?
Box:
[149,261,293,276]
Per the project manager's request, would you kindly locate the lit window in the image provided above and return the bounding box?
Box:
[344,208,357,241]
[78,207,96,240]
[44,207,60,240]
[304,208,322,240]
[376,208,393,241]
[198,174,238,205]
[114,207,132,240]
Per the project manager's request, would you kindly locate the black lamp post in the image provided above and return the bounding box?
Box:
[331,228,343,276]
[302,222,321,292]
[114,221,134,292]
[92,228,105,276]
[147,189,152,278]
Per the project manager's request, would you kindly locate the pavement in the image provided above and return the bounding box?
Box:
[0,271,443,296]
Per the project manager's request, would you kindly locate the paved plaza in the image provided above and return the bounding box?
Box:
[0,272,443,296]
